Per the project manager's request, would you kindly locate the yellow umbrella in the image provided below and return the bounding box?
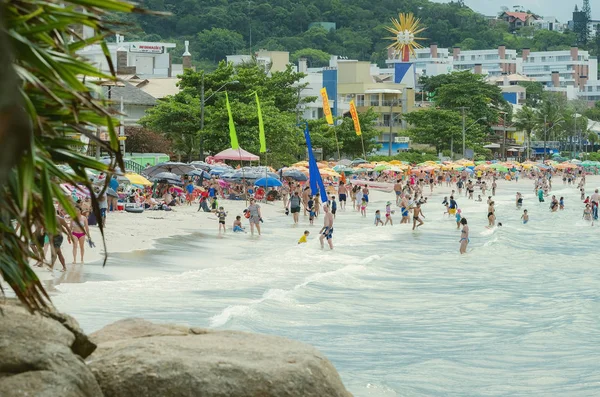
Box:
[320,168,341,178]
[556,162,578,170]
[124,172,152,186]
[474,164,489,170]
[292,161,309,168]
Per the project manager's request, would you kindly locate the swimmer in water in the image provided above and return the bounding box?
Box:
[521,209,529,224]
[459,218,469,254]
[412,203,425,230]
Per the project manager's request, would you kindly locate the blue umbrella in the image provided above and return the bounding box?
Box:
[254,177,283,188]
[465,168,474,174]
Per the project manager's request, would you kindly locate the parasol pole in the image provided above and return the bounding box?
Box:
[238,148,247,206]
[360,133,367,160]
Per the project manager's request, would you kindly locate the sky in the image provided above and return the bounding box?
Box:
[431,0,600,21]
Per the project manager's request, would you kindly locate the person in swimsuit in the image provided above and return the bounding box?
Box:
[319,204,334,250]
[583,204,593,222]
[338,183,347,210]
[394,180,402,205]
[459,218,469,254]
[487,201,495,227]
[384,201,393,226]
[362,185,369,203]
[233,216,245,232]
[217,206,227,233]
[521,209,529,224]
[374,210,384,226]
[400,196,410,224]
[360,197,367,217]
[247,198,262,235]
[412,203,425,230]
[70,206,89,264]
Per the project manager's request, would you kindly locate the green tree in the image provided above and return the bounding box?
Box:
[584,101,600,121]
[1,0,138,310]
[421,71,509,127]
[140,93,201,161]
[194,28,245,62]
[291,48,330,68]
[403,109,486,153]
[518,81,544,108]
[125,126,173,155]
[148,61,314,167]
[514,106,538,159]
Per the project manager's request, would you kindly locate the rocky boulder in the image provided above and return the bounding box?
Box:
[0,299,102,397]
[88,318,352,397]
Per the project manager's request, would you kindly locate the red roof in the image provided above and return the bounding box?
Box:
[502,12,531,22]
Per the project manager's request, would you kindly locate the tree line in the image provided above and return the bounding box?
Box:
[108,0,600,72]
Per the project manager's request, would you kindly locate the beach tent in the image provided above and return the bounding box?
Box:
[213,147,259,162]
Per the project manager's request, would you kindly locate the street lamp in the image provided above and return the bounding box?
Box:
[462,117,486,159]
[200,76,239,160]
[542,116,563,160]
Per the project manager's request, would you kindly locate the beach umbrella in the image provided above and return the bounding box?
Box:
[333,165,353,173]
[144,162,195,177]
[292,161,309,168]
[281,168,308,181]
[337,159,352,166]
[254,177,283,188]
[189,169,211,179]
[123,172,152,186]
[571,159,582,164]
[489,164,508,172]
[374,164,390,172]
[320,168,341,178]
[350,158,368,166]
[556,162,578,170]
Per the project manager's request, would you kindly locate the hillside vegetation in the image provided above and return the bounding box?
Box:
[112,0,591,67]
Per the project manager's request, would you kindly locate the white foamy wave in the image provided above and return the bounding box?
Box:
[209,304,256,327]
[361,255,381,265]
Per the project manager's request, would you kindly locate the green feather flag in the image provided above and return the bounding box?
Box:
[225,92,239,150]
[255,92,266,153]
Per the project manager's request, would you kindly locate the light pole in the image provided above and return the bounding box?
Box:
[462,117,485,159]
[543,116,563,160]
[200,75,239,160]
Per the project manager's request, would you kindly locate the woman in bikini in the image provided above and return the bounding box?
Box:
[71,206,89,264]
[487,201,495,227]
[459,218,469,254]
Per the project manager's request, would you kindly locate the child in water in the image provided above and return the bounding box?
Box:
[217,206,227,232]
[521,209,529,224]
[559,197,564,210]
[374,210,384,226]
[233,215,245,232]
[384,201,393,226]
[455,209,462,229]
[307,196,315,225]
[298,230,310,244]
[360,198,367,217]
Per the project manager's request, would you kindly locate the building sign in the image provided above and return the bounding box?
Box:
[129,44,164,54]
[394,136,410,143]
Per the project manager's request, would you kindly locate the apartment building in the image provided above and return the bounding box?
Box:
[453,46,518,77]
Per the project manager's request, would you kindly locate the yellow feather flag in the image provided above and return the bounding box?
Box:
[349,99,361,136]
[225,92,239,150]
[320,88,334,126]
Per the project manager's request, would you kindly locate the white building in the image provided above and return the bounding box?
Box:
[79,35,177,78]
[531,16,565,31]
[522,47,597,93]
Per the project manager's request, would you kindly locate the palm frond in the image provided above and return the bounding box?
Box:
[0,0,146,311]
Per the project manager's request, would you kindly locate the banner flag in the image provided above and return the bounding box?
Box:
[302,122,328,204]
[255,92,266,153]
[225,92,239,149]
[320,88,334,126]
[349,100,362,136]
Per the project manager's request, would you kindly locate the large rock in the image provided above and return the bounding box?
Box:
[0,299,102,397]
[88,318,352,397]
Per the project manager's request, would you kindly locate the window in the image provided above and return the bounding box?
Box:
[370,94,380,106]
[355,94,365,107]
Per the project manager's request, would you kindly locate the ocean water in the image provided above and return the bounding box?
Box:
[51,178,600,396]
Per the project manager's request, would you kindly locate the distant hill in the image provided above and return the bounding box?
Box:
[112,0,586,66]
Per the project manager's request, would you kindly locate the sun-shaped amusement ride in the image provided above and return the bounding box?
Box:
[384,13,427,63]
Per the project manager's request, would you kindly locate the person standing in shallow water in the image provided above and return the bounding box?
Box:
[319,204,334,250]
[459,218,469,254]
